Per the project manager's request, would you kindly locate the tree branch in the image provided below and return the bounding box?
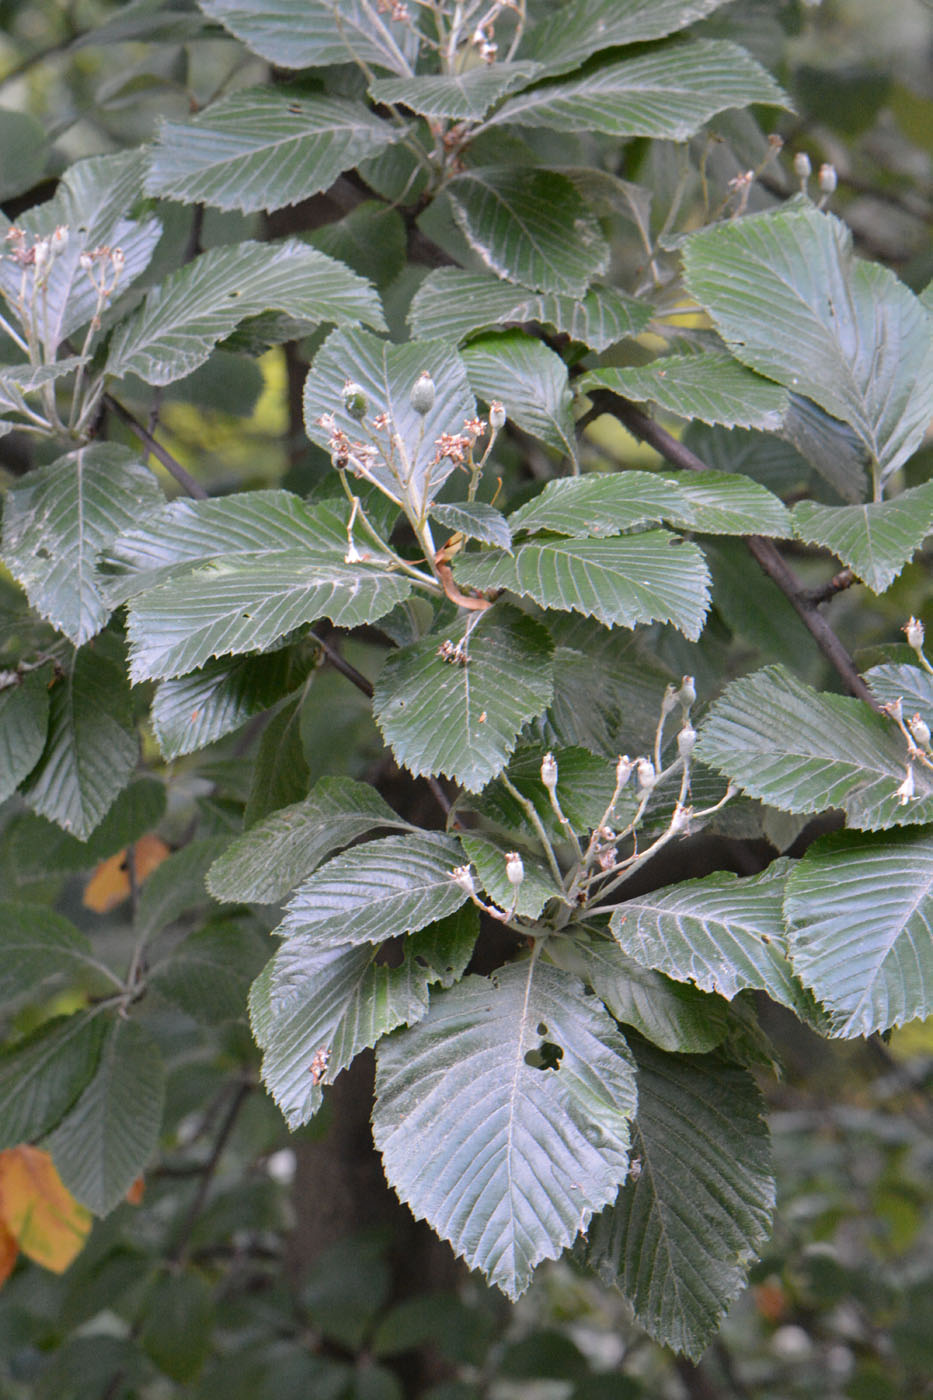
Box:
[170,1078,253,1267]
[584,391,878,706]
[103,392,208,499]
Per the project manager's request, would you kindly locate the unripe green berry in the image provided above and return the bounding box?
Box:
[342,380,368,421]
[409,370,435,416]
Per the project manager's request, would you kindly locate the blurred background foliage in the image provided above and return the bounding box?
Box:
[0,0,931,1396]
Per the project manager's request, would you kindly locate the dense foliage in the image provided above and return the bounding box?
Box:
[0,0,931,1394]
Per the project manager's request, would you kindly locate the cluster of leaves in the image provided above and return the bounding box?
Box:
[0,0,931,1385]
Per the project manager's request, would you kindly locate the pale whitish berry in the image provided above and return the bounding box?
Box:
[342,379,368,421]
[450,864,475,895]
[540,752,558,790]
[904,617,925,651]
[670,803,690,834]
[677,724,697,760]
[111,246,125,275]
[489,400,506,431]
[79,251,94,272]
[896,766,915,805]
[50,225,69,252]
[677,675,696,711]
[32,238,50,273]
[615,755,633,786]
[635,758,656,791]
[818,163,837,194]
[884,696,904,724]
[908,714,931,748]
[505,851,524,887]
[793,151,812,183]
[660,683,678,716]
[409,370,435,416]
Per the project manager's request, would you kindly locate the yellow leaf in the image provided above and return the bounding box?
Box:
[83,834,171,913]
[0,1146,91,1273]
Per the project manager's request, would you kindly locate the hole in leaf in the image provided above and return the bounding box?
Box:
[525,1040,563,1072]
[537,1022,549,1035]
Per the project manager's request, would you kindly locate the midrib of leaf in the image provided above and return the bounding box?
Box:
[504,952,538,1271]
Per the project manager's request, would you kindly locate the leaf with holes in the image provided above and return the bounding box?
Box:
[784,826,933,1037]
[792,481,933,593]
[251,908,478,1128]
[697,664,933,830]
[373,607,554,792]
[374,959,637,1299]
[583,1036,773,1359]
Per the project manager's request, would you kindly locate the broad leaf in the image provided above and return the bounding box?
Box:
[104,490,354,603]
[106,240,385,385]
[0,1013,107,1150]
[663,471,792,538]
[409,269,651,351]
[151,920,268,1024]
[0,1145,91,1274]
[583,1037,774,1359]
[508,472,678,539]
[5,779,166,878]
[21,648,137,840]
[779,392,870,503]
[548,931,731,1054]
[373,959,637,1299]
[1,445,165,645]
[865,663,933,727]
[46,1019,165,1216]
[198,0,420,75]
[610,860,812,1013]
[683,202,933,482]
[0,904,96,1004]
[579,354,788,432]
[476,745,625,845]
[0,668,50,803]
[251,908,478,1128]
[369,65,542,120]
[458,832,562,921]
[207,777,413,904]
[0,151,160,350]
[0,360,84,433]
[147,89,403,213]
[430,502,512,550]
[277,832,468,947]
[134,836,232,942]
[488,40,789,141]
[792,481,933,593]
[784,827,933,1037]
[303,326,475,514]
[548,630,675,757]
[455,533,711,639]
[521,0,734,75]
[697,664,933,830]
[462,331,576,461]
[243,690,310,827]
[151,649,301,760]
[125,553,410,683]
[445,168,609,296]
[373,607,555,792]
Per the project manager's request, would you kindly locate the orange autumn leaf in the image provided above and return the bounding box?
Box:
[0,1146,91,1274]
[83,833,171,913]
[125,1175,145,1206]
[0,1218,18,1287]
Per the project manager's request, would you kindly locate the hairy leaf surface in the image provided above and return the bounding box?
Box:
[792,481,933,593]
[579,353,788,432]
[462,331,576,460]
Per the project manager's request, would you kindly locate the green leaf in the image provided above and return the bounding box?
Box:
[151,649,301,760]
[104,490,353,603]
[373,959,637,1299]
[0,668,51,803]
[303,326,475,514]
[430,502,512,550]
[373,606,555,792]
[125,553,409,683]
[369,65,543,120]
[579,353,788,432]
[548,930,731,1054]
[243,691,310,826]
[683,202,933,482]
[5,778,166,877]
[409,269,651,350]
[521,0,734,75]
[0,361,83,436]
[1,445,165,646]
[662,471,792,538]
[455,533,711,639]
[141,1270,214,1383]
[151,920,268,1024]
[792,481,933,593]
[198,0,420,75]
[307,201,406,291]
[277,832,468,948]
[0,1012,107,1150]
[462,331,576,461]
[445,168,609,296]
[251,908,478,1129]
[106,240,385,385]
[583,1037,774,1359]
[0,151,160,349]
[21,648,137,840]
[46,1019,165,1216]
[508,472,678,538]
[478,744,624,841]
[866,663,933,726]
[134,836,231,942]
[0,109,49,200]
[0,904,96,1004]
[779,392,870,503]
[610,860,812,1014]
[489,40,789,140]
[147,89,403,213]
[207,777,413,904]
[547,631,674,756]
[458,832,562,921]
[784,827,933,1037]
[697,664,933,830]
